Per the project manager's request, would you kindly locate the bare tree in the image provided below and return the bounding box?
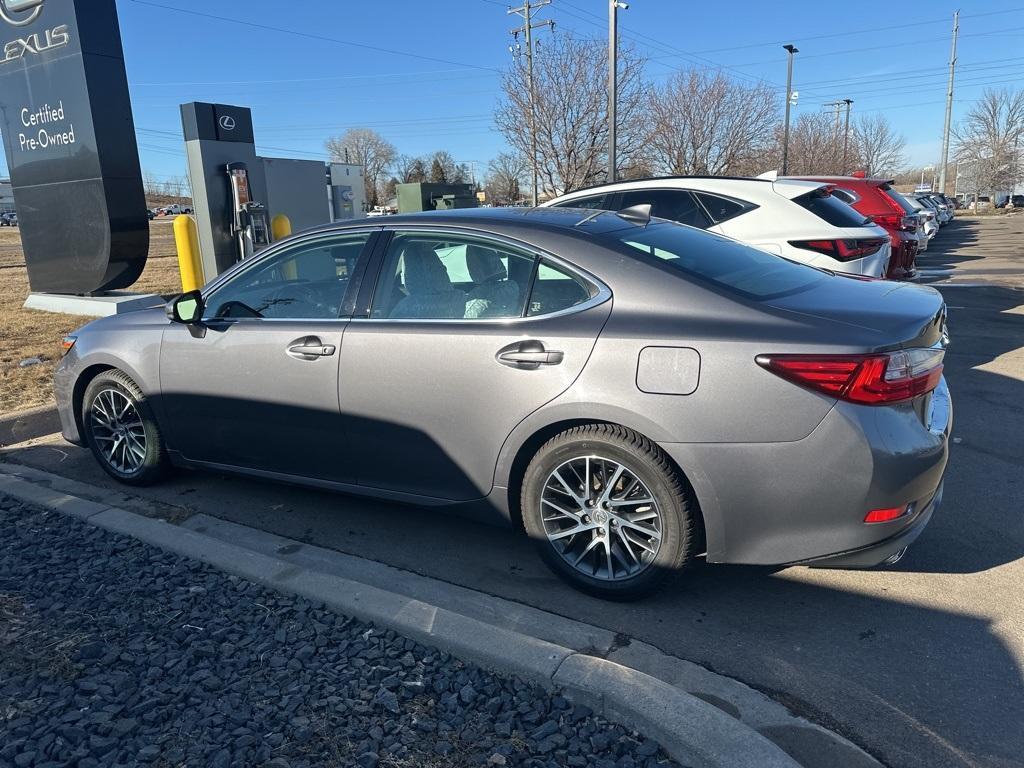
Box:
[647,69,778,176]
[853,114,907,177]
[954,88,1024,199]
[325,128,397,206]
[426,150,459,184]
[393,154,427,184]
[142,170,162,197]
[485,152,528,205]
[778,113,846,175]
[495,35,647,195]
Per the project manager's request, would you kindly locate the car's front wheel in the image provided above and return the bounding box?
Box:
[521,424,697,600]
[82,370,169,486]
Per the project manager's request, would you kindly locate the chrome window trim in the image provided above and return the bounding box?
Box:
[200,226,384,300]
[356,226,613,325]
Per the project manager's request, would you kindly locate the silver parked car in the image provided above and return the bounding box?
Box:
[55,208,951,599]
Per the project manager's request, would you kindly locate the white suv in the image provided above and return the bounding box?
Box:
[544,177,892,277]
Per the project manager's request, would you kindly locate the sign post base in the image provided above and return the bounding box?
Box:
[24,292,163,318]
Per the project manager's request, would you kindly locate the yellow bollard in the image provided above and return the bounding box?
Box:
[273,214,297,279]
[271,214,292,242]
[173,214,203,292]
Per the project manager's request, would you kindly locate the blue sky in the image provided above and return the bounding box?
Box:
[18,0,1024,183]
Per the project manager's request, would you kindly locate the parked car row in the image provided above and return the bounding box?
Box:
[147,204,193,219]
[544,174,958,282]
[57,186,952,599]
[0,211,17,227]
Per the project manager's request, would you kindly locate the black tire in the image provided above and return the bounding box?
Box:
[81,370,169,486]
[521,424,696,600]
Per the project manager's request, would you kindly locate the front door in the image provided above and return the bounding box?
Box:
[158,230,376,482]
[338,229,612,501]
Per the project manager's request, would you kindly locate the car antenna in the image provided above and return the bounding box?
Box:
[615,203,652,226]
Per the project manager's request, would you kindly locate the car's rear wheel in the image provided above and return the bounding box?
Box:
[82,370,168,486]
[521,424,696,600]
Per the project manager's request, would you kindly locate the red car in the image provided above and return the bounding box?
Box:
[793,176,920,280]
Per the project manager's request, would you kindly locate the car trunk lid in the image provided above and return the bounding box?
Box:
[764,275,947,350]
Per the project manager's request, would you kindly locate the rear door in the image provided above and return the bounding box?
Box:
[337,228,612,501]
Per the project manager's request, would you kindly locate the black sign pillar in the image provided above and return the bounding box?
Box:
[0,0,148,294]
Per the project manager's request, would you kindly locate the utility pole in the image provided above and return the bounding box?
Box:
[938,10,959,195]
[608,1,628,184]
[781,44,798,175]
[842,99,853,173]
[509,0,552,206]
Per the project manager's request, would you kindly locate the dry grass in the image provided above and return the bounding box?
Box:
[0,221,183,415]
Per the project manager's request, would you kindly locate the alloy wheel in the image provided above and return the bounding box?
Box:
[540,455,663,581]
[89,388,147,475]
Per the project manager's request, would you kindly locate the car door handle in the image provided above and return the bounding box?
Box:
[496,341,564,370]
[286,337,336,359]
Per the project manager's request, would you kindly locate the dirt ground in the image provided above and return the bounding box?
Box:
[0,220,183,415]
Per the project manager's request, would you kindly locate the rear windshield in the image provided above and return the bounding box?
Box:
[605,222,826,300]
[793,189,870,227]
[883,188,916,214]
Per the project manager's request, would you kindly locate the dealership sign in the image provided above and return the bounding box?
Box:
[0,0,148,293]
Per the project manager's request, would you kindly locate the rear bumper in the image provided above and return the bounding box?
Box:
[658,378,951,566]
[802,481,941,568]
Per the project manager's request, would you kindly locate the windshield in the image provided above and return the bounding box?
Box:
[605,222,827,300]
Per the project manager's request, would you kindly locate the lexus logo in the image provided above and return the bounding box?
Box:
[219,115,236,131]
[0,0,44,27]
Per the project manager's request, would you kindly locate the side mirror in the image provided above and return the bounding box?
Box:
[166,289,204,324]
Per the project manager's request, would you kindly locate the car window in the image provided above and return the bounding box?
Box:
[884,190,916,214]
[793,189,871,227]
[692,192,752,224]
[204,232,372,320]
[618,189,712,229]
[552,194,612,210]
[370,232,534,320]
[831,187,858,205]
[607,221,825,300]
[526,260,593,317]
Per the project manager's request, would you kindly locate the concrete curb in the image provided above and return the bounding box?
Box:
[0,463,879,768]
[0,404,60,447]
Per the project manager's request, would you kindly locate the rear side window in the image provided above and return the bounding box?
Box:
[526,260,593,316]
[882,188,916,214]
[692,192,752,224]
[618,189,712,229]
[553,194,611,210]
[793,189,871,227]
[608,222,824,300]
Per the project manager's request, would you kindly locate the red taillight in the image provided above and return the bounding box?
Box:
[789,238,886,262]
[864,506,907,523]
[756,348,944,405]
[869,212,916,232]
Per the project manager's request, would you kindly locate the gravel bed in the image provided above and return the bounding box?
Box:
[0,495,682,768]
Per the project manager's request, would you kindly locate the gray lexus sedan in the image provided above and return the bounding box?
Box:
[55,207,951,599]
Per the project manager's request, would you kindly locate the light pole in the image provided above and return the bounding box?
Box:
[842,99,853,173]
[781,44,798,175]
[608,1,628,184]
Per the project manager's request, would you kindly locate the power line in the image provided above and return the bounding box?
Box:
[128,0,503,73]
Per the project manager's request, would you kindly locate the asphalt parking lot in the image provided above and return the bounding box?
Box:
[2,215,1021,768]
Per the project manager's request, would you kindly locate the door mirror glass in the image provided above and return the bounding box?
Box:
[167,290,204,324]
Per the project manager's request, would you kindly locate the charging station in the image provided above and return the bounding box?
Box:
[181,102,366,285]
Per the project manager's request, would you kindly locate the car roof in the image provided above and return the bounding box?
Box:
[299,206,643,238]
[549,175,824,200]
